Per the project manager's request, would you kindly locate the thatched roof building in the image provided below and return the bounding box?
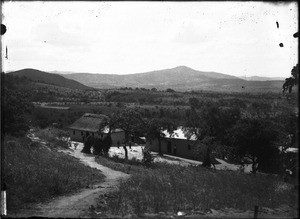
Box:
[68,113,113,133]
[68,113,124,144]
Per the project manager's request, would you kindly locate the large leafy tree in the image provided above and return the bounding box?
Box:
[111,108,144,160]
[184,101,241,167]
[229,117,280,174]
[188,97,201,110]
[145,117,177,156]
[185,102,240,144]
[283,64,299,93]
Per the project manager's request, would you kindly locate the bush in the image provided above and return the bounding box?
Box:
[35,128,70,149]
[92,135,112,156]
[142,146,154,167]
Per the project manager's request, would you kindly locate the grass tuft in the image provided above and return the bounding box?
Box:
[34,127,70,149]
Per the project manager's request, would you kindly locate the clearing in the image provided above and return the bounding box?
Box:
[109,145,254,173]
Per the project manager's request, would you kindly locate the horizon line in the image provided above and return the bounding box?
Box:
[4,66,287,79]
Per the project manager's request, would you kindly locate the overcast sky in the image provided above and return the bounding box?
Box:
[2,1,298,77]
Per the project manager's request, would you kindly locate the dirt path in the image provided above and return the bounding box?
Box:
[14,141,130,218]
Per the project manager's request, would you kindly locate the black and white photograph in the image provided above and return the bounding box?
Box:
[1,1,298,218]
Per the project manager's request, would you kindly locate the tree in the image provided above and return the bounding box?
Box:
[184,102,218,140]
[193,136,218,169]
[81,115,112,155]
[93,137,104,155]
[96,115,112,156]
[145,118,177,156]
[159,108,165,118]
[93,134,113,156]
[3,75,34,136]
[283,64,298,93]
[184,102,241,168]
[142,145,154,167]
[33,109,51,128]
[185,102,240,143]
[188,97,200,110]
[229,117,280,174]
[110,108,144,160]
[81,135,94,154]
[102,134,112,156]
[138,98,146,105]
[165,88,175,92]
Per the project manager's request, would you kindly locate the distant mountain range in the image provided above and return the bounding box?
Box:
[60,66,284,92]
[8,66,285,93]
[49,70,79,75]
[60,66,240,89]
[238,76,286,81]
[8,68,90,90]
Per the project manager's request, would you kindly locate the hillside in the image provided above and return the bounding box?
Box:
[61,66,284,92]
[238,75,286,81]
[8,69,90,90]
[61,66,242,89]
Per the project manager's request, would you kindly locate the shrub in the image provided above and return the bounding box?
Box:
[34,128,70,149]
[142,146,154,167]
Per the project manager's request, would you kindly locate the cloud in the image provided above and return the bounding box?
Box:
[32,22,90,52]
[2,1,298,77]
[173,23,211,45]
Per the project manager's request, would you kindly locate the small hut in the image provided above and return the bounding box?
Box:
[146,127,198,159]
[68,113,125,146]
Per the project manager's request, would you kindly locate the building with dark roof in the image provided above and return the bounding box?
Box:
[146,126,199,159]
[68,113,125,146]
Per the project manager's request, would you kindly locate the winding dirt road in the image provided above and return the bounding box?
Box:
[13,142,130,218]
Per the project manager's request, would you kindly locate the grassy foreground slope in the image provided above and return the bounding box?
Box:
[95,156,297,216]
[3,135,105,212]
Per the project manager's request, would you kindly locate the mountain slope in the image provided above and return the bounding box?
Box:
[60,66,284,92]
[8,69,90,90]
[238,76,286,81]
[62,66,246,90]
